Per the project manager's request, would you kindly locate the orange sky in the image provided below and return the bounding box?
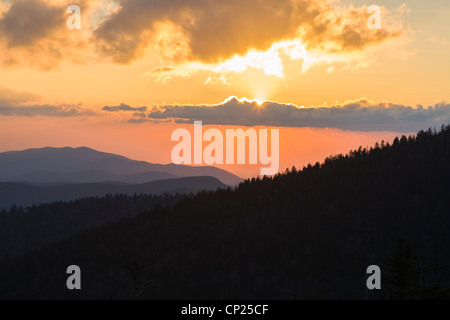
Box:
[0,0,449,178]
[0,116,402,178]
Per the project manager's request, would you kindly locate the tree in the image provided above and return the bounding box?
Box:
[384,239,418,300]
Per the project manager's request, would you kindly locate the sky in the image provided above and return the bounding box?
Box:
[0,0,449,178]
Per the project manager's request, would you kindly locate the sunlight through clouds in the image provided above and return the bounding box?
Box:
[146,40,340,82]
[145,37,397,83]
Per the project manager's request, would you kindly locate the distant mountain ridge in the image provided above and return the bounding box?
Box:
[0,147,242,185]
[6,170,177,185]
[0,176,227,209]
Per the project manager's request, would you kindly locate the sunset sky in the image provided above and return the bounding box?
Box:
[1,0,449,178]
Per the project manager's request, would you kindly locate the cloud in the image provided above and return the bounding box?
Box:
[0,104,95,117]
[3,81,448,132]
[0,0,100,69]
[0,0,62,47]
[0,86,94,117]
[127,118,172,124]
[103,103,147,112]
[95,0,404,64]
[0,0,406,71]
[0,86,41,105]
[135,97,450,132]
[150,66,176,74]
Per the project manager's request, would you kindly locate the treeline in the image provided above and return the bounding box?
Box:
[1,126,450,299]
[0,193,184,259]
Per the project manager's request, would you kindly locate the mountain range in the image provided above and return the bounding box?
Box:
[2,127,450,299]
[0,177,226,209]
[0,147,241,208]
[0,147,242,185]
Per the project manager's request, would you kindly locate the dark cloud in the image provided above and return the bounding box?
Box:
[0,0,62,47]
[127,118,148,124]
[0,0,404,68]
[0,0,96,69]
[137,97,450,132]
[94,0,402,64]
[103,103,147,112]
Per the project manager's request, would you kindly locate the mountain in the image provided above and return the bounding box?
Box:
[0,176,227,209]
[0,147,242,185]
[1,126,450,299]
[5,170,177,185]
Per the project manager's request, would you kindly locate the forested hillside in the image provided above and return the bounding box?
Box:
[0,194,183,259]
[1,126,450,299]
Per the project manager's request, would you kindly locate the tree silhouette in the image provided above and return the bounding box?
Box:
[384,239,418,300]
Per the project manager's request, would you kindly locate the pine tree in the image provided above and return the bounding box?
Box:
[384,239,418,300]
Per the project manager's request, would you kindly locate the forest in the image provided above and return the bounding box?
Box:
[1,125,450,299]
[0,194,184,259]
